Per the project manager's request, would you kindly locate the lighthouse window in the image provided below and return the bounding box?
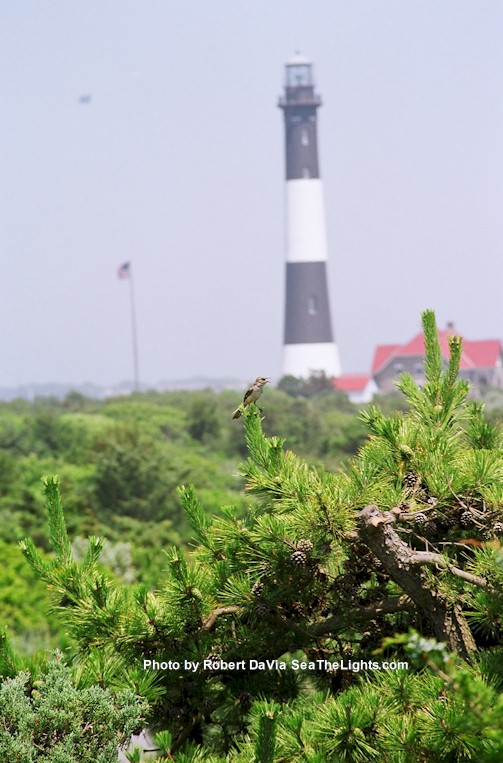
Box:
[301,128,309,146]
[302,167,311,178]
[308,295,318,315]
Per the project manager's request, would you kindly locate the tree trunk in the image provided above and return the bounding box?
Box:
[357,505,476,660]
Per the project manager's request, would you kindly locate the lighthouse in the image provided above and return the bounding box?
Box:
[278,54,341,379]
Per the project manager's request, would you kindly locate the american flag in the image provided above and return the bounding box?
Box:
[117,262,131,279]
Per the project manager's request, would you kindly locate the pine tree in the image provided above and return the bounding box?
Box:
[15,310,503,761]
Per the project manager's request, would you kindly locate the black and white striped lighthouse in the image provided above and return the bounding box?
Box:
[278,54,341,379]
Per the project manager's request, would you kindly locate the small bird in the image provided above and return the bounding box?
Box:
[232,377,270,419]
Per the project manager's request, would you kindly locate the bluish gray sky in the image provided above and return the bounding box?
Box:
[1,1,502,387]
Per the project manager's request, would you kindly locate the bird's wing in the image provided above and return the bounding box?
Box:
[242,386,254,404]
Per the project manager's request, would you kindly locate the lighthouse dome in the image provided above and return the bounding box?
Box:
[287,52,311,66]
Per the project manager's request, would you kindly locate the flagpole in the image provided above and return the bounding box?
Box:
[118,261,140,392]
[128,268,140,392]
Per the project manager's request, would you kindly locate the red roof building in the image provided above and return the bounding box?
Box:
[333,374,378,404]
[372,324,503,394]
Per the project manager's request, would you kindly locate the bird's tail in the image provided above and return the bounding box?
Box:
[232,408,242,419]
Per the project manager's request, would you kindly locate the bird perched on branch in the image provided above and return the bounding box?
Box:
[232,377,270,419]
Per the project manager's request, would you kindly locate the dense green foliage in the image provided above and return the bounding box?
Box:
[0,656,145,762]
[0,386,365,653]
[7,311,502,761]
[0,540,64,655]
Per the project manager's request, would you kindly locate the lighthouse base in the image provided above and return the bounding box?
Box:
[282,342,341,379]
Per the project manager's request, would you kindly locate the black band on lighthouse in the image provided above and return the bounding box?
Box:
[279,85,321,181]
[283,107,320,180]
[284,262,334,344]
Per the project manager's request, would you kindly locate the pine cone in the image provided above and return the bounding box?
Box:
[413,513,428,526]
[290,550,308,566]
[404,470,421,491]
[239,692,252,709]
[423,521,437,536]
[339,572,357,590]
[254,603,269,618]
[460,511,473,528]
[296,539,314,553]
[493,522,503,536]
[291,600,305,615]
[442,514,458,528]
[251,581,264,597]
[372,557,385,573]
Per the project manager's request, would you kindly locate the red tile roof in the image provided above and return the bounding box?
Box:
[372,330,502,375]
[334,374,370,392]
[463,339,502,368]
[371,345,400,375]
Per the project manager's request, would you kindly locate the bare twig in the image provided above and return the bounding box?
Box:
[202,606,241,631]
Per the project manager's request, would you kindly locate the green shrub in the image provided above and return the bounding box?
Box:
[0,657,145,762]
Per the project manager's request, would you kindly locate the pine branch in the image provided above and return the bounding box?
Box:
[313,595,414,637]
[42,475,72,563]
[18,537,50,579]
[178,484,212,546]
[202,605,241,632]
[81,536,105,572]
[254,712,277,763]
[442,335,463,396]
[408,551,489,590]
[423,309,443,389]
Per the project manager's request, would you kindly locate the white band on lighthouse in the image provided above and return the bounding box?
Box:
[282,342,341,379]
[286,179,328,263]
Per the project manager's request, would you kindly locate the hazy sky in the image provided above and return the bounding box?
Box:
[1,1,502,388]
